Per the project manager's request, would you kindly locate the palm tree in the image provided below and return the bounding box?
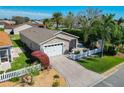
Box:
[96,14,122,57]
[43,18,49,28]
[77,8,102,44]
[52,12,63,29]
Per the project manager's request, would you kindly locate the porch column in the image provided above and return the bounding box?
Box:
[9,47,13,62]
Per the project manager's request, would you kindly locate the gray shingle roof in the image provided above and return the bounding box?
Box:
[20,27,59,44]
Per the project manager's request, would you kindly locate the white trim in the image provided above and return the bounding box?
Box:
[43,42,64,47]
[39,36,57,45]
[0,49,9,64]
[42,42,64,56]
[54,31,79,38]
[39,31,79,45]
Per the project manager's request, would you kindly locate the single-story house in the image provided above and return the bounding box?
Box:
[0,32,13,71]
[30,21,45,28]
[12,24,32,34]
[0,21,14,34]
[20,27,79,57]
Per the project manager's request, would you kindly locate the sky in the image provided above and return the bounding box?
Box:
[0,6,124,19]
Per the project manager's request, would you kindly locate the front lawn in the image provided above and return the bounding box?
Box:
[78,56,124,74]
[7,53,31,71]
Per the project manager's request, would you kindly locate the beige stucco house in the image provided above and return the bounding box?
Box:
[20,27,79,57]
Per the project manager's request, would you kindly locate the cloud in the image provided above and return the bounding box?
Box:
[0,9,52,19]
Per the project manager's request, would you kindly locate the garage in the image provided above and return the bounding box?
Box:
[43,43,63,57]
[20,27,79,56]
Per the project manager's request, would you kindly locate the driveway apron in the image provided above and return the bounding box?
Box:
[50,55,102,87]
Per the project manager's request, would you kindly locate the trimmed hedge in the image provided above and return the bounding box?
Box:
[62,29,83,41]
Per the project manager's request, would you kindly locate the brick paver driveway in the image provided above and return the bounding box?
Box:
[50,55,102,87]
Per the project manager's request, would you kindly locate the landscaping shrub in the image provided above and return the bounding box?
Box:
[62,29,83,41]
[21,75,34,85]
[28,68,40,76]
[10,29,14,35]
[53,74,60,79]
[0,28,4,32]
[52,81,60,87]
[119,48,124,53]
[10,77,20,82]
[0,71,4,74]
[74,50,80,54]
[104,45,117,56]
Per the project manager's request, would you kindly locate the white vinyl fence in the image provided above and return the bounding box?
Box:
[0,64,41,82]
[69,48,102,60]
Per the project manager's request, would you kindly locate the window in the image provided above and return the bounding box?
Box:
[0,49,9,63]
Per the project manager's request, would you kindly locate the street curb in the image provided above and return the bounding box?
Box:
[89,62,124,87]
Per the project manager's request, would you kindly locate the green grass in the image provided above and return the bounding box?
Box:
[78,56,124,74]
[9,77,20,82]
[10,35,24,47]
[7,53,31,71]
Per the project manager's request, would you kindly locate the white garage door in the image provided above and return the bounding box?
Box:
[43,43,63,57]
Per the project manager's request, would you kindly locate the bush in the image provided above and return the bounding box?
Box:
[10,29,14,35]
[0,71,4,74]
[52,81,60,87]
[104,45,117,56]
[21,75,34,85]
[62,29,83,41]
[0,28,4,32]
[119,48,124,53]
[10,77,20,82]
[53,74,60,79]
[74,50,80,54]
[28,68,40,76]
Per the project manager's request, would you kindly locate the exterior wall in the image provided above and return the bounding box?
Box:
[41,33,78,54]
[4,29,12,34]
[14,24,32,34]
[56,32,78,48]
[41,37,70,54]
[0,47,12,71]
[20,34,40,51]
[56,33,76,40]
[0,62,11,71]
[0,24,4,28]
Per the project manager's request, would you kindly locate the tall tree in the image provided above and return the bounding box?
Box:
[12,16,30,24]
[52,12,63,29]
[64,12,74,29]
[43,18,49,28]
[118,17,124,25]
[77,8,102,43]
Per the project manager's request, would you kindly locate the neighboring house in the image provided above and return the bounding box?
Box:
[0,32,13,71]
[0,21,13,34]
[13,24,32,34]
[20,27,79,57]
[0,20,16,25]
[32,20,43,24]
[0,22,5,29]
[30,21,45,28]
